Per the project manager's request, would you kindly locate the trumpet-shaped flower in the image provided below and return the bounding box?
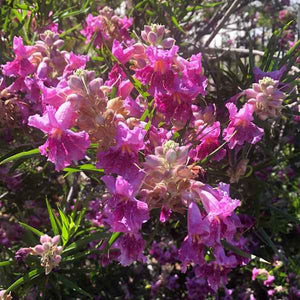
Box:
[2,37,36,77]
[28,101,90,170]
[223,103,264,149]
[179,202,210,272]
[97,122,146,178]
[102,175,149,233]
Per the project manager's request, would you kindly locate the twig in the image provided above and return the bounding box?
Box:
[204,0,241,48]
[204,47,300,73]
[205,46,264,56]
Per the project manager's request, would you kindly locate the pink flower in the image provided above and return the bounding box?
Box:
[102,175,149,233]
[2,37,36,77]
[112,40,136,64]
[182,53,207,96]
[264,275,275,287]
[96,122,146,178]
[191,121,226,162]
[62,52,89,78]
[135,46,178,86]
[252,267,268,280]
[115,232,146,266]
[223,103,264,149]
[178,202,210,272]
[195,183,241,221]
[28,102,90,170]
[16,234,63,275]
[80,8,133,48]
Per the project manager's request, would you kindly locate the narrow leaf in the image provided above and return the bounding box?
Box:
[46,199,59,236]
[0,260,11,267]
[6,269,43,293]
[108,232,121,248]
[19,222,43,237]
[0,149,40,165]
[63,230,109,254]
[54,274,92,299]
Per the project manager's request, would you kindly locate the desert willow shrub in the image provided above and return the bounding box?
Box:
[0,1,299,298]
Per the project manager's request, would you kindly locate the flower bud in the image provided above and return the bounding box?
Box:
[56,246,63,254]
[40,234,51,244]
[133,43,145,55]
[144,25,151,34]
[43,242,51,251]
[53,255,62,264]
[161,38,175,48]
[148,31,157,44]
[34,245,45,254]
[141,31,148,42]
[51,235,60,245]
[156,25,165,39]
[144,155,163,168]
[166,149,177,163]
[66,93,84,110]
[53,39,64,48]
[68,75,84,92]
[89,78,103,94]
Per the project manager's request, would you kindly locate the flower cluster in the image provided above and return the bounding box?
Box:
[16,235,63,275]
[81,6,133,48]
[2,5,294,294]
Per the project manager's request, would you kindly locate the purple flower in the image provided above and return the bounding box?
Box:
[102,175,149,233]
[112,40,135,64]
[135,46,178,86]
[28,102,90,170]
[2,37,36,77]
[253,66,286,82]
[115,232,146,266]
[178,202,210,272]
[264,275,275,287]
[186,276,213,300]
[223,103,264,149]
[15,247,32,263]
[97,122,146,178]
[182,53,207,96]
[195,264,231,292]
[63,52,89,78]
[202,184,240,219]
[191,121,226,161]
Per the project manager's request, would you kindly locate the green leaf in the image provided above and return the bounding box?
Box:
[145,119,152,131]
[19,222,44,237]
[63,164,104,176]
[59,24,81,38]
[222,240,270,264]
[108,232,121,248]
[59,7,89,19]
[146,9,155,16]
[46,199,59,236]
[63,230,109,254]
[54,274,92,299]
[0,260,11,267]
[171,15,185,33]
[6,269,44,293]
[0,148,40,165]
[140,108,149,122]
[257,228,286,263]
[59,209,70,245]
